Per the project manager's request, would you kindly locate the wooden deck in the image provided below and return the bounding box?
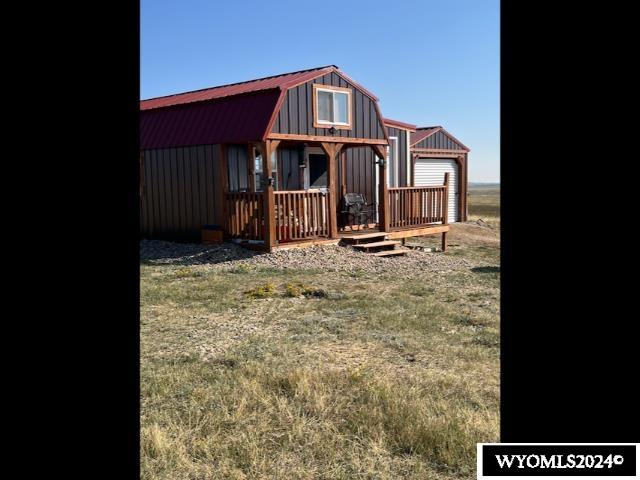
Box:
[223,172,451,253]
[266,224,450,252]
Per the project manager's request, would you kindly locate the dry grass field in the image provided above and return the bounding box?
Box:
[140,185,500,479]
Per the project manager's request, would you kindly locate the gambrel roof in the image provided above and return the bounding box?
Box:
[140,65,382,149]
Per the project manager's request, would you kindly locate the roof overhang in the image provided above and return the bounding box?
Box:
[383,117,417,131]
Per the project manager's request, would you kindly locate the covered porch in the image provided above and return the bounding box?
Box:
[222,138,451,252]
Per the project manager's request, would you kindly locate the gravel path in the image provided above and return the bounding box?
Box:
[140,239,484,276]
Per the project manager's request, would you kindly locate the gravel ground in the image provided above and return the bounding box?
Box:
[140,238,485,276]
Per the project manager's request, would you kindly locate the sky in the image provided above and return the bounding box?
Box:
[141,0,499,182]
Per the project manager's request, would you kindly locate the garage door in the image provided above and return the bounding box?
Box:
[414,158,459,223]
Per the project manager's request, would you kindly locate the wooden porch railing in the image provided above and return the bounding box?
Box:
[388,186,447,229]
[274,190,329,242]
[224,192,265,240]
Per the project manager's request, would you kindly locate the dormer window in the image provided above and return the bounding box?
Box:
[313,84,352,130]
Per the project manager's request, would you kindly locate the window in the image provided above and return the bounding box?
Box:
[254,148,263,192]
[387,137,399,187]
[313,84,352,129]
[253,149,278,191]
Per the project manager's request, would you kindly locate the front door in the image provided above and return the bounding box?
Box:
[308,154,327,189]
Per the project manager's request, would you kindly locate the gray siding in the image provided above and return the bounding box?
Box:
[414,130,465,150]
[387,127,409,186]
[140,145,222,242]
[277,147,303,190]
[341,147,376,207]
[272,72,386,140]
[226,144,249,192]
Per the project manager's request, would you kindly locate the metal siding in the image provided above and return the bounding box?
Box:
[272,75,385,140]
[413,158,460,223]
[355,90,364,138]
[140,144,222,241]
[388,127,408,186]
[344,146,376,205]
[414,130,465,150]
[288,87,298,134]
[297,84,307,135]
[209,146,221,224]
[226,144,249,192]
[399,130,407,185]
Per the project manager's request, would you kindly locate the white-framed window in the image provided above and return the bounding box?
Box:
[387,136,399,187]
[253,148,263,192]
[313,84,352,129]
[253,148,278,191]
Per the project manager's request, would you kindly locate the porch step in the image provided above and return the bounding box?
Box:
[371,247,411,257]
[352,240,401,250]
[340,231,388,244]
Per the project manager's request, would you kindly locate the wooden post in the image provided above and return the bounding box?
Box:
[411,154,419,187]
[443,172,450,224]
[442,171,450,252]
[320,142,343,239]
[259,140,280,251]
[373,144,389,232]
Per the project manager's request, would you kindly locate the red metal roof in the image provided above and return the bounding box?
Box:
[140,65,380,111]
[383,117,417,131]
[141,65,336,111]
[410,126,442,146]
[140,65,384,149]
[140,90,281,149]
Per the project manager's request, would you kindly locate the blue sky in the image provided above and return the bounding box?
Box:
[141,0,499,182]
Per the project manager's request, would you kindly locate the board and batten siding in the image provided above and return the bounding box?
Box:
[272,72,387,140]
[386,127,409,186]
[140,145,222,241]
[277,147,303,190]
[413,158,460,223]
[413,130,465,150]
[226,144,249,192]
[340,147,376,208]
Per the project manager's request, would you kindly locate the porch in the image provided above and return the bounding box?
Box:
[222,139,451,252]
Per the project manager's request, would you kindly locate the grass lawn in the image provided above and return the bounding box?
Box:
[140,186,500,479]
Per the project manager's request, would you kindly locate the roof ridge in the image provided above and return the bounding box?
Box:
[416,125,442,130]
[383,117,417,130]
[141,65,337,102]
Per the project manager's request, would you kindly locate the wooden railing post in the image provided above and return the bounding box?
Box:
[259,140,280,251]
[320,142,343,239]
[442,172,450,251]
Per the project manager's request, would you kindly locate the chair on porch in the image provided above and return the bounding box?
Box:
[341,193,376,231]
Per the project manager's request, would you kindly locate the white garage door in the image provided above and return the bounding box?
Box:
[414,158,459,223]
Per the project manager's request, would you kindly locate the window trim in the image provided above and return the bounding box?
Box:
[312,84,353,130]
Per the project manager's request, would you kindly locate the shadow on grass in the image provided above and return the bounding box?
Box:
[471,266,500,274]
[140,240,264,266]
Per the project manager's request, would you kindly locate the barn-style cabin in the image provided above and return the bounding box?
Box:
[139,65,469,254]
